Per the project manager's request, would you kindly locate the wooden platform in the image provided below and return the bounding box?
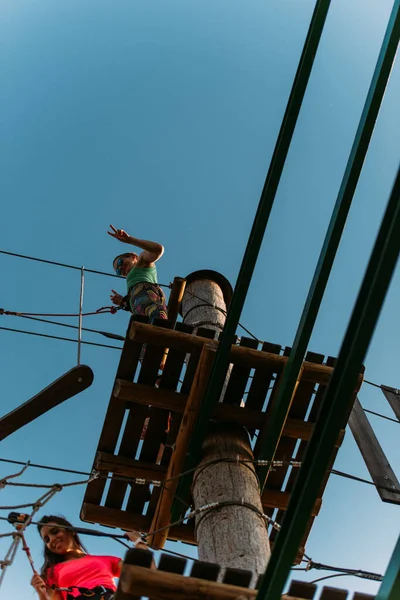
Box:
[115,548,374,600]
[81,316,363,561]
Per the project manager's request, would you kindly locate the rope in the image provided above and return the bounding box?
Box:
[306,560,383,582]
[2,456,398,496]
[0,326,123,351]
[183,289,262,342]
[362,407,400,425]
[0,462,30,490]
[0,249,171,289]
[0,472,99,589]
[0,473,97,510]
[14,314,125,341]
[0,485,61,587]
[0,306,118,318]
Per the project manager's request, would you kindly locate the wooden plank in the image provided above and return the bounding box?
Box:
[142,322,193,519]
[261,490,321,515]
[130,322,359,386]
[180,327,216,395]
[319,587,348,599]
[105,319,171,512]
[81,317,146,510]
[167,277,187,326]
[149,344,216,548]
[223,337,259,405]
[222,567,252,588]
[118,564,257,600]
[245,341,281,438]
[298,359,360,549]
[158,553,187,575]
[0,365,93,441]
[267,352,327,540]
[113,381,188,412]
[286,580,317,599]
[349,396,400,504]
[113,380,344,446]
[245,342,281,412]
[95,452,167,481]
[257,350,323,520]
[123,547,154,568]
[190,560,221,581]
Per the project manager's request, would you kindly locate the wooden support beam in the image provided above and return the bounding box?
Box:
[118,563,258,600]
[130,322,363,387]
[113,380,344,447]
[82,490,319,546]
[95,452,167,480]
[117,565,344,600]
[167,277,187,326]
[114,380,188,411]
[82,502,305,563]
[95,454,332,505]
[149,344,216,548]
[349,397,400,504]
[0,365,93,441]
[81,503,195,544]
[261,490,321,515]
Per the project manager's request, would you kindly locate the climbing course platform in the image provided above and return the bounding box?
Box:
[114,547,375,600]
[81,315,363,562]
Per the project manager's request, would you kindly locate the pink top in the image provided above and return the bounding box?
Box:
[46,555,120,598]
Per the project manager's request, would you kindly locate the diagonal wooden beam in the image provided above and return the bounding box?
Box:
[149,344,216,548]
[0,365,93,441]
[349,397,400,504]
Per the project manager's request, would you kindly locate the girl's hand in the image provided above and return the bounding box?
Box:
[31,573,47,593]
[107,224,130,243]
[125,530,147,546]
[110,290,124,306]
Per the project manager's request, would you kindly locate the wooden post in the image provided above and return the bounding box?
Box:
[167,277,187,327]
[181,271,271,580]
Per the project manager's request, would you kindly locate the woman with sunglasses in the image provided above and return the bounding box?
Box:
[108,225,168,322]
[30,515,147,600]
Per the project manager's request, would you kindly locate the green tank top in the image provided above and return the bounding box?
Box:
[126,265,158,292]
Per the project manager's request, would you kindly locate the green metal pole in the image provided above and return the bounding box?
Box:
[376,532,400,600]
[256,164,400,600]
[257,0,400,490]
[171,0,332,523]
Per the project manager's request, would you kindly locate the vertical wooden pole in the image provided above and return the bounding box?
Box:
[181,271,271,581]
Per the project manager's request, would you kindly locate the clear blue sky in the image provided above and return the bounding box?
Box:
[1,0,399,597]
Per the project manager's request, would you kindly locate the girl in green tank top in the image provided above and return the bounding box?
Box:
[107,225,167,321]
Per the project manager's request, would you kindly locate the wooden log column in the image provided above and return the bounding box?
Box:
[181,271,270,580]
[192,422,270,577]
